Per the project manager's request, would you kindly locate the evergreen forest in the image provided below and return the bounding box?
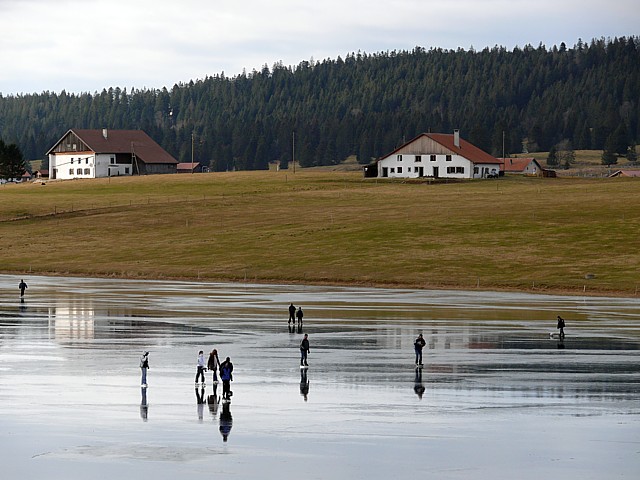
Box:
[0,36,638,171]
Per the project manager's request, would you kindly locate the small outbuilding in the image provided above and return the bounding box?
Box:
[177,162,202,173]
[608,170,640,178]
[498,157,543,176]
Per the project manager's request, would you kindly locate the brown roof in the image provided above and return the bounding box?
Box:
[177,162,200,171]
[609,170,640,177]
[497,157,541,172]
[49,129,177,165]
[380,132,499,165]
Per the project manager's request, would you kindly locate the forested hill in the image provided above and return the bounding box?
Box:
[1,36,638,170]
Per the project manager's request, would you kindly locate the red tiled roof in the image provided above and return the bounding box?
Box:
[50,129,177,165]
[426,133,498,164]
[497,157,540,172]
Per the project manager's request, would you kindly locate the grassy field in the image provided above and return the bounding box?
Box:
[1,170,639,296]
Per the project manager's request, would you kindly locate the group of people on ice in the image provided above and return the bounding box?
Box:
[196,349,234,400]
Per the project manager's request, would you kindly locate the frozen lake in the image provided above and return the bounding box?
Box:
[1,275,639,479]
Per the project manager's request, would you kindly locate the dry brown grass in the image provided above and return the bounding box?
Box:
[1,170,639,296]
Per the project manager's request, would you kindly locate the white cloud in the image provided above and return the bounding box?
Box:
[0,0,638,94]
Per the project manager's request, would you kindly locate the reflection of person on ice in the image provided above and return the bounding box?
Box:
[300,333,310,366]
[557,316,566,337]
[219,400,233,442]
[220,357,234,400]
[414,333,426,366]
[195,350,206,385]
[289,303,296,324]
[19,279,28,298]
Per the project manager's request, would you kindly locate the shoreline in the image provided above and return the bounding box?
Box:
[3,269,637,299]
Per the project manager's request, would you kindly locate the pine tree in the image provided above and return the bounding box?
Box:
[0,140,27,180]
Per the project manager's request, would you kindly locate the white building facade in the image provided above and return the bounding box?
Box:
[48,152,135,180]
[377,131,501,179]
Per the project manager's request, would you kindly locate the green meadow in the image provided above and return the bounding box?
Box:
[1,171,638,296]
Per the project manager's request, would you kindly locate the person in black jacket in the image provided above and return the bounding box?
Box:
[288,303,296,324]
[19,279,28,298]
[414,334,426,366]
[300,333,310,366]
[557,316,566,337]
[140,351,149,386]
[296,306,304,324]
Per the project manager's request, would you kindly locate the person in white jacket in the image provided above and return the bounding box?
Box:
[195,350,206,385]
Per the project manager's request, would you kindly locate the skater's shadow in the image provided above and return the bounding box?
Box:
[219,401,233,442]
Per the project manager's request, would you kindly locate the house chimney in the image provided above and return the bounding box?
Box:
[102,128,108,139]
[453,129,460,148]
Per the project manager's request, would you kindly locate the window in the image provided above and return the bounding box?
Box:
[456,167,464,174]
[446,155,452,162]
[77,168,82,175]
[84,168,90,175]
[390,168,395,173]
[430,155,436,162]
[69,169,74,175]
[72,144,77,151]
[71,158,74,164]
[474,167,479,174]
[110,157,116,164]
[86,158,89,164]
[397,167,403,174]
[125,167,130,174]
[397,155,402,161]
[407,167,412,172]
[415,155,422,162]
[447,166,455,174]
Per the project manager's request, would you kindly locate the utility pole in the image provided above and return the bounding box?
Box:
[191,131,195,174]
[292,131,296,174]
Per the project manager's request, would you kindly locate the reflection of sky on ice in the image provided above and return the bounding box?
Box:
[0,275,639,479]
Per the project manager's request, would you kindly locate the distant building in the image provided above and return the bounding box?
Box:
[498,157,543,175]
[376,130,501,179]
[46,129,178,180]
[177,162,202,173]
[608,170,640,178]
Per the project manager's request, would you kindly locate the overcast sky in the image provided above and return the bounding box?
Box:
[0,0,638,95]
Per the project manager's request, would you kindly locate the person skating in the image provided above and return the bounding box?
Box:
[18,279,28,298]
[557,316,566,338]
[414,333,426,366]
[207,349,221,384]
[140,351,150,387]
[300,333,310,366]
[220,357,234,400]
[195,350,206,386]
[288,303,296,324]
[296,306,304,324]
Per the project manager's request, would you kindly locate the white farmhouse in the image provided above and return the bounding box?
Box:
[376,130,501,179]
[46,129,178,180]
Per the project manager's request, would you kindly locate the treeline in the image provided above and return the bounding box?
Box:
[0,36,638,170]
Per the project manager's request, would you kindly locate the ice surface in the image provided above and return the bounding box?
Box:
[1,275,639,479]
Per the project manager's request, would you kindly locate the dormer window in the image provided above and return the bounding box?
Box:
[397,155,402,161]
